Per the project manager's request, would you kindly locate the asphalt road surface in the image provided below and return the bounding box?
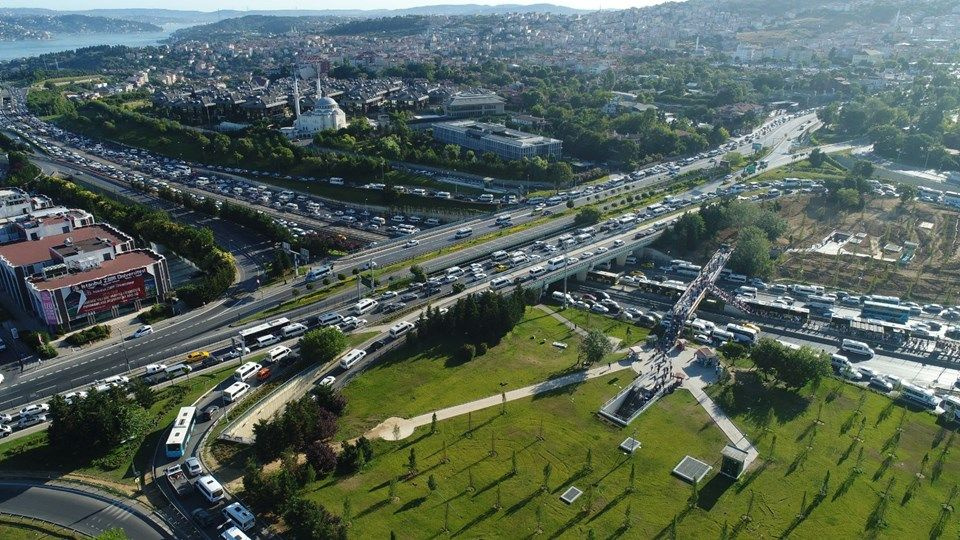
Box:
[0,481,169,539]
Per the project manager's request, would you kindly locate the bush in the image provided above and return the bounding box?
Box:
[138,302,173,324]
[457,343,476,363]
[476,342,489,356]
[65,324,112,346]
[23,330,58,359]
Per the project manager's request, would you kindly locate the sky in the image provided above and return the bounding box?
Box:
[14,0,668,12]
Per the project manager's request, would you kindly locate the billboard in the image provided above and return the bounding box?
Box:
[39,290,59,325]
[60,267,157,319]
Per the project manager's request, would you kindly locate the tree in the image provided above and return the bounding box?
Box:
[312,385,347,416]
[834,187,861,209]
[48,388,150,458]
[542,462,552,492]
[579,328,612,366]
[897,184,917,204]
[573,207,602,226]
[670,212,707,251]
[300,327,347,365]
[410,265,427,283]
[408,447,418,475]
[851,160,874,179]
[457,343,476,363]
[729,226,772,277]
[129,378,156,409]
[306,441,338,474]
[808,148,826,168]
[428,474,438,491]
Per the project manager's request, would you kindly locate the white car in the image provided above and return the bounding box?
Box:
[132,325,154,338]
[144,363,167,375]
[404,239,420,248]
[320,376,336,387]
[612,240,624,247]
[0,424,11,438]
[184,457,203,477]
[63,391,88,404]
[17,414,48,429]
[0,373,3,386]
[19,403,50,417]
[379,291,399,300]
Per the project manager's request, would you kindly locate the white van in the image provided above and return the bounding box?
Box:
[281,322,307,338]
[546,256,566,271]
[446,266,464,277]
[389,321,415,338]
[840,339,874,358]
[222,501,256,531]
[339,348,367,369]
[235,362,263,382]
[221,526,251,540]
[222,382,251,403]
[491,250,509,262]
[256,334,280,348]
[454,227,473,239]
[196,475,225,503]
[267,346,291,363]
[317,312,343,327]
[350,298,379,315]
[490,277,511,290]
[830,353,851,371]
[528,266,547,278]
[727,273,747,284]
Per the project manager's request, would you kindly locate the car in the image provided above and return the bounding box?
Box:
[923,303,944,314]
[19,403,49,417]
[612,240,625,247]
[198,405,220,422]
[400,292,419,302]
[379,291,399,300]
[132,325,154,338]
[220,347,250,361]
[857,366,878,379]
[144,363,167,375]
[693,333,712,345]
[320,376,336,387]
[590,304,609,314]
[404,239,420,248]
[869,376,894,392]
[0,413,13,424]
[17,414,48,429]
[63,391,88,404]
[186,351,211,363]
[191,508,218,527]
[183,457,203,477]
[367,338,390,353]
[0,424,11,438]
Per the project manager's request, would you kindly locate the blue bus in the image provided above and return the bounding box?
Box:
[861,301,911,324]
[165,406,197,458]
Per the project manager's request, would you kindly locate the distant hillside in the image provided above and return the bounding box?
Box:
[325,15,433,36]
[0,14,161,42]
[0,4,585,28]
[168,15,331,41]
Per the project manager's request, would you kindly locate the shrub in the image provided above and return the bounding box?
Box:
[457,343,476,363]
[476,342,489,356]
[65,324,112,346]
[23,330,58,358]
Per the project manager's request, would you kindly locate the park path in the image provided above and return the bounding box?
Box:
[366,356,642,441]
[679,354,759,468]
[535,304,623,350]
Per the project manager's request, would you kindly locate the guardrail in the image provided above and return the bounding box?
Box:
[0,511,87,537]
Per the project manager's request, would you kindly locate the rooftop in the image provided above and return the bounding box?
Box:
[0,225,127,267]
[29,250,162,290]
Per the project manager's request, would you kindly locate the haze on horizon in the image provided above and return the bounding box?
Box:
[7,0,669,13]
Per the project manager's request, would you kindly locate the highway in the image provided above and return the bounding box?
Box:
[0,480,169,539]
[0,108,820,413]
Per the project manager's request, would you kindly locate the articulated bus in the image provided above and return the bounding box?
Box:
[742,299,810,324]
[238,317,291,347]
[164,406,197,458]
[860,301,911,324]
[586,270,621,286]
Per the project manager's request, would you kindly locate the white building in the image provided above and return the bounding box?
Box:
[293,95,347,135]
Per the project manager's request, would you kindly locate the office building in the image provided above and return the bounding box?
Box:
[433,120,562,161]
[443,91,506,118]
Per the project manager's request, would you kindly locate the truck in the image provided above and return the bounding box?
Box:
[165,464,192,496]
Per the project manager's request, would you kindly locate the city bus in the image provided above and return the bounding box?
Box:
[743,299,809,323]
[860,301,911,324]
[164,406,197,458]
[806,295,835,311]
[238,317,291,347]
[586,270,621,286]
[725,323,758,344]
[866,295,901,306]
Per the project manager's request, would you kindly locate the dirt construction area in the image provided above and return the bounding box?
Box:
[773,195,960,304]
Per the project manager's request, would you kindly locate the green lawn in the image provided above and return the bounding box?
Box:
[310,368,960,539]
[0,366,235,487]
[347,331,379,349]
[751,158,846,183]
[339,308,587,439]
[555,307,649,347]
[705,372,960,538]
[306,374,730,538]
[0,520,79,539]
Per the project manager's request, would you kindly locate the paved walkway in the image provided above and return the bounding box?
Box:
[367,355,644,441]
[678,352,759,468]
[536,304,622,351]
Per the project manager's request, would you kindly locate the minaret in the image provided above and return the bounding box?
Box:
[293,75,301,118]
[316,64,322,97]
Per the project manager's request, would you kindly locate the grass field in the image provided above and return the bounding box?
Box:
[338,308,587,439]
[0,366,235,487]
[347,331,379,349]
[752,158,846,183]
[307,374,731,538]
[0,519,80,539]
[706,371,960,538]
[557,307,649,347]
[309,365,959,538]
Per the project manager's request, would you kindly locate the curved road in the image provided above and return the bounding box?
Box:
[0,481,169,539]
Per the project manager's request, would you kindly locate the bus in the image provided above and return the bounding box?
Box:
[164,407,197,458]
[806,295,835,311]
[726,323,758,344]
[861,301,911,324]
[238,317,291,347]
[586,270,621,286]
[743,299,809,323]
[223,382,251,403]
[867,295,900,306]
